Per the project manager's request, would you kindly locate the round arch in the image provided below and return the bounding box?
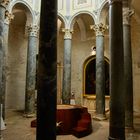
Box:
[83,55,109,96]
[99,1,109,24]
[8,0,34,24]
[58,13,67,34]
[69,12,95,41]
[69,11,96,30]
[58,13,67,28]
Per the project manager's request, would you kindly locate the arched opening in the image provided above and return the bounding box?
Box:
[83,56,109,96]
[6,3,33,110]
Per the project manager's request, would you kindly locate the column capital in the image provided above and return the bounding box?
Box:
[4,10,14,25]
[0,0,10,8]
[62,28,73,39]
[123,8,134,25]
[108,0,122,5]
[90,23,108,36]
[26,25,39,37]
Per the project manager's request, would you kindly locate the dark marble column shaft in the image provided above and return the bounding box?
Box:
[0,1,9,119]
[25,25,39,116]
[123,6,134,131]
[108,0,125,140]
[2,11,13,119]
[91,23,107,120]
[62,29,72,104]
[37,0,57,140]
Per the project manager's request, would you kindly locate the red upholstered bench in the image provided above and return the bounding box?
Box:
[31,119,36,127]
[72,112,92,138]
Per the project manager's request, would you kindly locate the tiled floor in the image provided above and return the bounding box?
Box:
[1,110,140,140]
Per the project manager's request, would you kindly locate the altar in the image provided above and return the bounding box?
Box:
[31,104,92,138]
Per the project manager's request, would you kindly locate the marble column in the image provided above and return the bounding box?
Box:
[108,0,125,140]
[37,0,57,140]
[123,6,134,132]
[62,29,73,104]
[24,25,39,117]
[2,10,14,119]
[91,23,107,120]
[0,1,9,118]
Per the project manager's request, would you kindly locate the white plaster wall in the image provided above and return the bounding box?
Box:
[131,17,140,113]
[57,32,64,104]
[6,22,27,110]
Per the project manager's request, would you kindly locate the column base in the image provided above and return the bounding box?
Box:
[93,113,107,121]
[23,113,36,118]
[125,127,135,133]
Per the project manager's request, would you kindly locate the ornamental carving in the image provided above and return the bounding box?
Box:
[90,23,108,36]
[27,25,39,37]
[0,0,10,8]
[62,28,73,39]
[5,10,14,24]
[123,8,134,25]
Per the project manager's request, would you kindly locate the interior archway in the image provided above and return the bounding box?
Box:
[84,56,109,96]
[6,3,33,110]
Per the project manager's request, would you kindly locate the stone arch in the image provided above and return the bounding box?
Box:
[58,13,67,33]
[58,13,67,28]
[69,11,95,41]
[6,1,35,110]
[70,11,96,30]
[8,0,34,25]
[99,1,109,24]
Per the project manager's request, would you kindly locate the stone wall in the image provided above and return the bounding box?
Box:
[5,15,27,110]
[131,17,140,113]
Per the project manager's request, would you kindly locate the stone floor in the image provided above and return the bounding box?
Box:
[1,110,140,140]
